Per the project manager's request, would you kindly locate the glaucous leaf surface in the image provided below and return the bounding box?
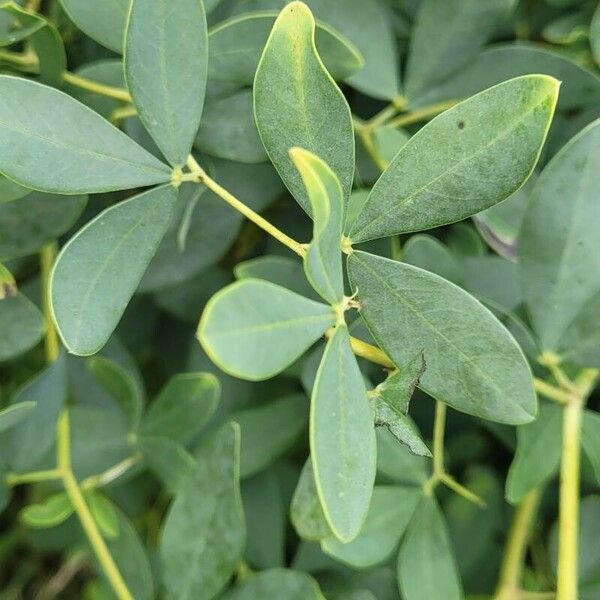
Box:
[290,148,344,304]
[350,76,559,242]
[223,568,324,600]
[208,11,363,84]
[59,0,130,53]
[125,0,208,167]
[311,325,376,542]
[0,293,44,361]
[347,251,536,424]
[254,2,354,214]
[141,372,220,443]
[519,120,600,361]
[196,90,266,163]
[375,407,430,458]
[0,402,35,433]
[0,77,171,194]
[160,423,245,600]
[198,279,335,380]
[51,185,177,356]
[9,354,67,472]
[232,394,308,478]
[0,174,28,203]
[291,459,331,541]
[322,486,421,568]
[404,0,515,101]
[506,402,562,503]
[0,191,87,260]
[398,495,463,600]
[403,235,461,285]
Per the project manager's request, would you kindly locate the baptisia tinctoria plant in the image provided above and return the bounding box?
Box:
[1,0,600,598]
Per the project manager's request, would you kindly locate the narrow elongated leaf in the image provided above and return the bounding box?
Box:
[405,0,515,100]
[198,279,335,380]
[254,2,354,214]
[347,251,536,424]
[141,373,220,443]
[232,394,308,478]
[311,325,376,542]
[20,493,73,528]
[398,496,462,600]
[0,402,35,433]
[291,459,332,541]
[60,0,130,53]
[0,293,44,361]
[582,410,600,484]
[51,186,177,356]
[323,486,420,569]
[125,0,208,167]
[88,356,143,430]
[223,569,324,600]
[519,120,600,360]
[506,402,562,503]
[160,423,245,600]
[290,148,344,304]
[10,354,67,471]
[0,77,171,194]
[208,11,363,84]
[350,76,559,242]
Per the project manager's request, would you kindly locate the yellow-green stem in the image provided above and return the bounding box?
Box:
[494,488,542,600]
[57,412,133,600]
[62,72,131,103]
[533,378,570,405]
[388,99,459,128]
[40,242,59,363]
[432,400,446,477]
[186,156,307,257]
[6,469,62,486]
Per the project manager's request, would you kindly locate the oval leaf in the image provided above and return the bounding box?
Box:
[0,294,44,361]
[350,75,559,242]
[0,76,171,194]
[254,1,354,214]
[347,251,536,424]
[311,325,376,542]
[51,185,177,356]
[20,492,73,528]
[125,0,208,167]
[197,279,336,380]
[223,568,324,600]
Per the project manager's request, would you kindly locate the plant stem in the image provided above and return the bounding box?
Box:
[57,412,133,600]
[40,242,59,363]
[81,453,142,491]
[186,155,307,257]
[388,99,459,128]
[346,334,394,368]
[432,400,446,477]
[533,378,570,405]
[62,72,132,103]
[494,488,542,600]
[6,469,62,486]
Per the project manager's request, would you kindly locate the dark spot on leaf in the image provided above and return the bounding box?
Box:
[457,121,465,130]
[1,282,17,299]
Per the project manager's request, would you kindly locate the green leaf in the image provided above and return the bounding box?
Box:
[291,459,332,541]
[376,428,430,487]
[139,436,197,494]
[141,372,220,443]
[0,2,66,85]
[0,401,35,432]
[582,410,600,484]
[0,293,44,361]
[592,3,600,68]
[197,279,335,380]
[322,486,421,568]
[59,0,130,53]
[160,423,245,600]
[232,394,308,478]
[124,0,208,167]
[0,77,171,194]
[254,1,354,214]
[87,492,119,539]
[506,402,562,504]
[106,507,155,600]
[223,568,324,600]
[0,261,16,299]
[403,235,461,285]
[10,354,67,472]
[20,492,73,528]
[208,11,363,84]
[347,251,536,424]
[0,191,87,260]
[377,352,426,415]
[0,174,28,203]
[311,325,376,543]
[519,120,600,363]
[51,185,177,356]
[88,356,143,431]
[405,0,515,101]
[196,90,266,164]
[375,407,430,458]
[305,0,400,100]
[290,147,344,304]
[398,495,463,600]
[350,76,559,242]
